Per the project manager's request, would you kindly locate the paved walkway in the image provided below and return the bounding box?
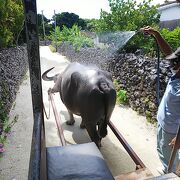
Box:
[0,46,165,179]
[0,76,33,180]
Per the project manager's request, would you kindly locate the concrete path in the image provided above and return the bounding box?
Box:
[0,75,33,180]
[0,46,163,179]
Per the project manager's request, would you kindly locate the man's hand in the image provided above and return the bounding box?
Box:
[140,26,159,36]
[169,137,180,149]
[140,26,173,56]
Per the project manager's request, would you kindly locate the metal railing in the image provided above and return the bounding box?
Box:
[23,0,47,179]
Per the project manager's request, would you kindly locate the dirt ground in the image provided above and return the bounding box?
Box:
[0,46,179,179]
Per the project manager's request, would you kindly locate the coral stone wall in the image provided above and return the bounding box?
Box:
[0,46,28,118]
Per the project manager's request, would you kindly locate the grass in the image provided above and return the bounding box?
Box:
[0,115,18,140]
[116,89,128,105]
[113,79,128,105]
[49,45,56,53]
[0,100,19,154]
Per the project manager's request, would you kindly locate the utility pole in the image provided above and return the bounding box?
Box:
[41,10,46,45]
[54,10,57,52]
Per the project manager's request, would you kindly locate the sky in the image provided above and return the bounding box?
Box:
[36,0,167,20]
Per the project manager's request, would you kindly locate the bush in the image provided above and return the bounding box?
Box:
[113,80,128,105]
[160,27,180,51]
[49,45,56,52]
[116,89,128,104]
[50,25,94,51]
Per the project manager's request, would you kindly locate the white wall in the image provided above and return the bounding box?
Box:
[159,4,180,21]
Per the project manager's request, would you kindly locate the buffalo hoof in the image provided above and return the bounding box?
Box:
[66,120,75,125]
[95,141,102,148]
[80,123,86,129]
[48,88,52,94]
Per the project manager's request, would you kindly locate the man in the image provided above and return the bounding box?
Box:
[141,26,180,174]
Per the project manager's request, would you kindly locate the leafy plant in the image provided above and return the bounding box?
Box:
[117,89,128,104]
[0,101,8,124]
[50,25,94,51]
[160,27,180,51]
[113,80,128,104]
[49,45,56,53]
[0,0,24,48]
[0,101,18,154]
[50,26,63,46]
[71,36,93,51]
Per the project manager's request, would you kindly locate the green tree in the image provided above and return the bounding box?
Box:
[0,0,24,48]
[96,0,160,32]
[77,18,87,29]
[0,0,13,47]
[94,0,160,52]
[86,19,100,31]
[53,12,87,30]
[53,12,79,29]
[161,27,180,51]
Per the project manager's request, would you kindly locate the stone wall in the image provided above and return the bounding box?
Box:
[58,42,112,69]
[107,53,171,122]
[58,43,171,122]
[0,46,28,118]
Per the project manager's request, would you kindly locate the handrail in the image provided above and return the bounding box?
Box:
[108,121,146,169]
[168,125,180,172]
[23,0,47,180]
[48,93,66,146]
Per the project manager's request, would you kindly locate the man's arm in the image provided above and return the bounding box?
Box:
[141,26,173,56]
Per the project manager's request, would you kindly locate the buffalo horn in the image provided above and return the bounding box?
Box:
[42,67,55,81]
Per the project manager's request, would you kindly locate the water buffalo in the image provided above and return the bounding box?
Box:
[42,62,116,147]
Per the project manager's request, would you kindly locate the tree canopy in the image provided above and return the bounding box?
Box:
[0,0,24,48]
[92,0,161,52]
[52,12,87,30]
[96,0,160,32]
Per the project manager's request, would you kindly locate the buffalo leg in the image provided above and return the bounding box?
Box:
[80,119,86,129]
[48,81,60,94]
[85,123,101,148]
[48,87,58,94]
[66,110,75,125]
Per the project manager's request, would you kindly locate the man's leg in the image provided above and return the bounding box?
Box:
[157,124,179,173]
[157,124,166,173]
